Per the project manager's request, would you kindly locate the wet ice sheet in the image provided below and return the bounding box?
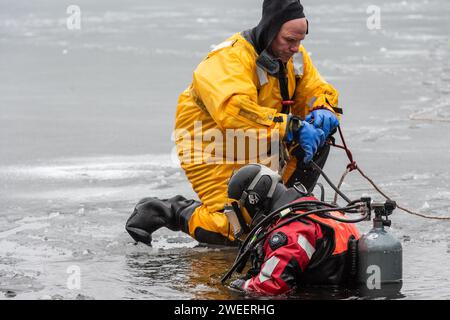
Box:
[0,154,186,299]
[0,151,449,300]
[1,0,450,299]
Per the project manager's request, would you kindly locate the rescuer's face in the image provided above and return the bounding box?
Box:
[270,18,307,63]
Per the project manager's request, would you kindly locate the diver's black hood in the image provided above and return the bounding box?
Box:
[242,0,305,74]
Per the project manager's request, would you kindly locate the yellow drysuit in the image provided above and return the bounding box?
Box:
[174,32,339,242]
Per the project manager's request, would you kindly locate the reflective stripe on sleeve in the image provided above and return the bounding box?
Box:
[244,279,251,290]
[258,256,280,283]
[297,235,316,260]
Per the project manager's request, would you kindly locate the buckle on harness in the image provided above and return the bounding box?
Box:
[282,100,295,106]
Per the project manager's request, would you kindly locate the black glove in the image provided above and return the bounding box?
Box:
[229,278,246,291]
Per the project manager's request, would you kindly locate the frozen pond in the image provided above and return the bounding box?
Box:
[0,0,449,299]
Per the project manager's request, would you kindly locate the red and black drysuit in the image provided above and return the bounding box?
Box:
[232,196,360,295]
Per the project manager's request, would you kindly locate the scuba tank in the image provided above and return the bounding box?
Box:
[357,199,403,295]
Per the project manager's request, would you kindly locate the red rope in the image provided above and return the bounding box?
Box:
[329,126,357,171]
[330,126,450,220]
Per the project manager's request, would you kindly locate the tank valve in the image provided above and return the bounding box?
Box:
[370,200,396,228]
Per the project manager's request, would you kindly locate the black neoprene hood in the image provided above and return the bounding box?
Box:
[249,0,305,54]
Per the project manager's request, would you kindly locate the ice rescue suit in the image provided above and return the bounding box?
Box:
[238,197,360,295]
[174,31,340,244]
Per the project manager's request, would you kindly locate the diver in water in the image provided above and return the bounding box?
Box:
[126,0,341,246]
[225,163,360,295]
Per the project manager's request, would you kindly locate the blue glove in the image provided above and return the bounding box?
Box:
[298,121,325,163]
[305,109,339,139]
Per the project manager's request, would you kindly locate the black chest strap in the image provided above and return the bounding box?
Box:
[277,61,297,114]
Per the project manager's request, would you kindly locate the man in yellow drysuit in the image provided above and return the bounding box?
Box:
[126,0,341,246]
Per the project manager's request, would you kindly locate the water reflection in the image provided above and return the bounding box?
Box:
[125,245,404,300]
[125,246,237,299]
